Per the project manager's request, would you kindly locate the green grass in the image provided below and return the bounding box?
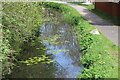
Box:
[75,19,118,78]
[68,2,120,26]
[42,2,118,78]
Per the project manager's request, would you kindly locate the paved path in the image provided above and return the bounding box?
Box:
[50,1,119,47]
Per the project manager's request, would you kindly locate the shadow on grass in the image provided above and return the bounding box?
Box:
[91,9,120,26]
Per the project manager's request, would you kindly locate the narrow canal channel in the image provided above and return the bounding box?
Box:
[5,9,82,78]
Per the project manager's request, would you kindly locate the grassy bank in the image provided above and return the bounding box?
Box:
[42,2,118,78]
[2,2,44,75]
[69,2,120,26]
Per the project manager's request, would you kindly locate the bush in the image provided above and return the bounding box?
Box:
[2,2,43,75]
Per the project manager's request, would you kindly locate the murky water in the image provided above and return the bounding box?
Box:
[5,9,82,78]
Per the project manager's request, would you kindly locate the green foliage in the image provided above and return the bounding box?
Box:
[2,2,43,46]
[42,2,118,78]
[41,2,82,25]
[43,34,70,45]
[2,2,44,75]
[19,55,55,65]
[1,39,13,75]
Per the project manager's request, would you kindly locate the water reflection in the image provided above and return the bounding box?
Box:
[40,9,82,78]
[5,40,58,78]
[5,9,82,78]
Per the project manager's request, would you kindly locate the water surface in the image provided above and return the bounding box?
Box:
[6,9,82,78]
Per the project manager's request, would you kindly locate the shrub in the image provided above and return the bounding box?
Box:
[2,2,43,75]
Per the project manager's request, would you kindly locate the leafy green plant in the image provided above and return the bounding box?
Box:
[19,55,55,65]
[2,2,44,75]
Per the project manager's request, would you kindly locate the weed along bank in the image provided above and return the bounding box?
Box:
[1,2,118,79]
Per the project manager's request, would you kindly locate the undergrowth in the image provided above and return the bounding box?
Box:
[1,2,44,75]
